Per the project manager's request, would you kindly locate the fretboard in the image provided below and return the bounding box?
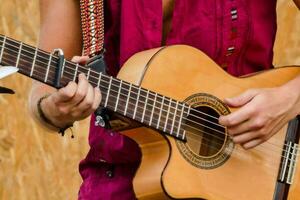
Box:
[0,34,190,140]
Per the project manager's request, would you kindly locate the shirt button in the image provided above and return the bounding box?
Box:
[221,63,228,68]
[106,170,114,178]
[226,46,235,56]
[109,131,115,136]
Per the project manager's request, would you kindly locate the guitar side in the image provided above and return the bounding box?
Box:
[118,45,300,199]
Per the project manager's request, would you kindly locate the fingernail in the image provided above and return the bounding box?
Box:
[71,56,80,62]
[95,87,100,92]
[79,73,86,79]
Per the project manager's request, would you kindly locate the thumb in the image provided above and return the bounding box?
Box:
[224,89,259,107]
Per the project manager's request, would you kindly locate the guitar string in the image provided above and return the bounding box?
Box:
[0,39,298,181]
[1,49,298,159]
[1,40,299,154]
[1,51,298,159]
[4,55,299,166]
[1,40,220,121]
[176,132,292,173]
[1,52,298,169]
[3,39,290,151]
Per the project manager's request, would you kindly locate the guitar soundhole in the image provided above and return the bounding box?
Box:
[176,93,234,169]
[185,106,225,157]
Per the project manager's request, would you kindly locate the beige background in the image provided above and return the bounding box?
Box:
[0,0,299,199]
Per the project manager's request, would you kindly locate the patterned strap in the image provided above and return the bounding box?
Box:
[80,0,104,57]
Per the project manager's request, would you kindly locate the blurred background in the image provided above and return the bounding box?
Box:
[0,0,299,200]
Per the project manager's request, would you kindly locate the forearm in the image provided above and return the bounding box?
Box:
[29,0,83,131]
[38,0,83,57]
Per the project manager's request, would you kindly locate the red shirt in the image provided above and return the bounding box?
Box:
[79,0,277,199]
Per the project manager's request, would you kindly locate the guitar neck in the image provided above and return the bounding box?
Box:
[0,34,188,140]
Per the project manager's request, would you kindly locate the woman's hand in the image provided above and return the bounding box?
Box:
[219,83,300,149]
[40,56,102,129]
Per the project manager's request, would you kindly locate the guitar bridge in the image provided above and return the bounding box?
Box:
[278,141,299,184]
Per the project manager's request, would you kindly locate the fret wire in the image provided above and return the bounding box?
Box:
[61,59,66,78]
[19,45,34,77]
[170,101,179,134]
[108,79,119,110]
[87,68,91,79]
[133,87,141,119]
[73,63,79,81]
[63,62,79,85]
[149,93,157,126]
[182,105,192,139]
[30,47,38,76]
[164,99,172,133]
[97,72,102,87]
[0,36,6,64]
[157,96,165,130]
[16,42,23,66]
[104,76,113,107]
[141,90,149,123]
[44,54,52,82]
[177,103,185,138]
[124,83,132,116]
[281,142,292,181]
[114,80,122,112]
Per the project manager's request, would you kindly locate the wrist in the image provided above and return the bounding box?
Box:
[279,80,300,115]
[37,94,73,132]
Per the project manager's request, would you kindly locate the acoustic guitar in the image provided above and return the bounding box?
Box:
[1,34,300,200]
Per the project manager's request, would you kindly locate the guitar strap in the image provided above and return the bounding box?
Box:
[80,0,107,72]
[80,0,110,129]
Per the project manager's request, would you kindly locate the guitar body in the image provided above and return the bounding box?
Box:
[117,45,300,199]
